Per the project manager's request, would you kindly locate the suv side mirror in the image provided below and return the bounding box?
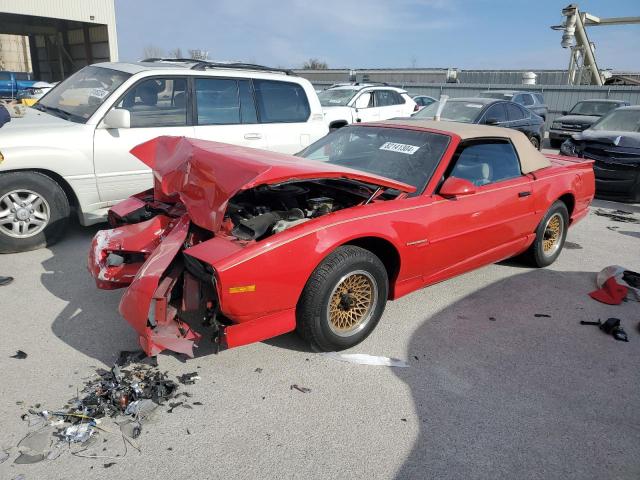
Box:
[485,117,499,125]
[101,108,130,129]
[440,177,477,198]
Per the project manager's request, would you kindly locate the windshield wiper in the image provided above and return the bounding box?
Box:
[35,104,72,120]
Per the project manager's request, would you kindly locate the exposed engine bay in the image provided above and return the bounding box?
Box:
[224,179,380,241]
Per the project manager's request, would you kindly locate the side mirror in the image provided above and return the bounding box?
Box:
[101,108,130,129]
[439,177,477,198]
[485,117,499,125]
[561,110,568,115]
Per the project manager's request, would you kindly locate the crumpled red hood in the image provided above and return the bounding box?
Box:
[130,136,415,232]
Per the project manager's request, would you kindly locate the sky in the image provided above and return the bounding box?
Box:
[114,0,640,70]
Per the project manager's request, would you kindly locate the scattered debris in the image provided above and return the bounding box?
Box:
[177,372,200,385]
[590,265,640,305]
[104,462,116,468]
[564,241,583,250]
[0,275,13,287]
[64,423,95,444]
[10,350,27,359]
[580,318,629,342]
[400,418,407,422]
[0,450,9,464]
[594,209,639,223]
[290,384,311,393]
[489,317,496,321]
[321,352,409,368]
[534,314,551,318]
[12,475,26,480]
[606,226,619,231]
[254,368,263,373]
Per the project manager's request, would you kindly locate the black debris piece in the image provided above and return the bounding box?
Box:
[167,402,183,413]
[10,350,27,360]
[534,314,551,318]
[564,241,583,250]
[401,418,407,422]
[0,275,13,287]
[192,401,203,406]
[580,318,629,342]
[413,356,419,361]
[594,209,639,224]
[186,428,191,435]
[116,350,147,367]
[607,226,619,231]
[623,270,640,289]
[167,447,173,451]
[254,368,263,373]
[489,317,496,321]
[104,462,116,468]
[177,372,200,385]
[290,384,311,393]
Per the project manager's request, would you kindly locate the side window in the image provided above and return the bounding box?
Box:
[448,141,521,187]
[195,78,251,125]
[0,72,11,80]
[521,94,534,106]
[506,103,526,121]
[392,91,406,104]
[374,90,395,107]
[354,92,372,109]
[253,79,310,123]
[534,93,544,104]
[119,77,187,128]
[238,79,258,124]
[483,103,507,123]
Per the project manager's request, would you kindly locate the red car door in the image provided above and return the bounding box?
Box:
[422,140,536,283]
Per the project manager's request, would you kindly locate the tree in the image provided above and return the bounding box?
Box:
[142,45,164,59]
[168,48,184,59]
[303,58,328,70]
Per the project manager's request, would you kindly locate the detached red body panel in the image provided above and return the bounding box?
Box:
[88,132,595,357]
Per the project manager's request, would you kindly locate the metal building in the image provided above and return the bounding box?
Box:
[0,0,117,81]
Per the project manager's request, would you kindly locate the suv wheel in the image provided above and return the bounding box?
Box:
[0,172,70,253]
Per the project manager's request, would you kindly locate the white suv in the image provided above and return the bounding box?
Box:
[318,84,417,129]
[0,60,328,253]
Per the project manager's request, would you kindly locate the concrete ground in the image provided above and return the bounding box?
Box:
[1,199,639,480]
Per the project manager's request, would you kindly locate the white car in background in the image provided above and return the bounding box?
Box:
[0,60,328,253]
[318,84,417,130]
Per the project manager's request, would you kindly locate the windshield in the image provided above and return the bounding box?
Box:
[36,66,130,123]
[569,101,621,117]
[413,100,484,123]
[479,92,512,100]
[591,109,640,133]
[318,88,358,107]
[297,125,450,193]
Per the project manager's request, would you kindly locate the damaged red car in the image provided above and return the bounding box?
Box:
[88,120,595,357]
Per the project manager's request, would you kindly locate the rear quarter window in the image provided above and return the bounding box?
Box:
[253,79,310,123]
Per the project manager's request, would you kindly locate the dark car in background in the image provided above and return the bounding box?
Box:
[413,97,545,149]
[549,99,630,148]
[561,106,640,202]
[480,90,548,120]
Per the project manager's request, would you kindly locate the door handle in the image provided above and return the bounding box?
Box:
[244,133,262,140]
[518,191,532,197]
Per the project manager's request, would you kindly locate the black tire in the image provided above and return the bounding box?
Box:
[529,135,541,150]
[549,138,562,149]
[0,172,70,253]
[527,200,569,268]
[296,245,388,351]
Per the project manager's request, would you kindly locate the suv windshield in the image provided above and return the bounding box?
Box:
[479,92,513,100]
[297,125,450,193]
[318,88,358,107]
[569,101,621,117]
[414,100,484,123]
[36,66,130,123]
[591,109,640,133]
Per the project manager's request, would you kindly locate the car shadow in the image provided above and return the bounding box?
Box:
[44,221,140,365]
[392,268,640,480]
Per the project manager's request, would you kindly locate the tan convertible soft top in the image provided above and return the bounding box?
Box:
[377,119,551,174]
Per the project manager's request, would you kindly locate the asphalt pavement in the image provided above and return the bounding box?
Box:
[1,198,639,480]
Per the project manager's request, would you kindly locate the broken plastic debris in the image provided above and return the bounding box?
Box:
[321,352,409,368]
[64,423,95,443]
[580,318,629,342]
[534,314,551,318]
[590,266,640,304]
[594,209,638,223]
[290,384,311,393]
[0,450,9,464]
[177,372,200,385]
[10,350,27,359]
[0,275,13,286]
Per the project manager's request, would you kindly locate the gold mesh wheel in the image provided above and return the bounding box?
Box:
[542,213,563,256]
[327,270,378,337]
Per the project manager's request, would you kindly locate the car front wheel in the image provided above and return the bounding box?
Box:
[0,172,70,253]
[527,200,568,267]
[529,135,541,150]
[296,245,388,351]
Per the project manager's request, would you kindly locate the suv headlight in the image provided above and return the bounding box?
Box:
[552,121,561,129]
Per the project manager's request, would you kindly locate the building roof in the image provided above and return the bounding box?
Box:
[376,119,552,174]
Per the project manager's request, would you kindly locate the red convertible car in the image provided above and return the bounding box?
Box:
[88,120,595,357]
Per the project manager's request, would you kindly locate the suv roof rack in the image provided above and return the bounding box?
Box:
[140,58,294,75]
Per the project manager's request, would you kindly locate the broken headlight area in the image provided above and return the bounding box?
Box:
[224,179,377,241]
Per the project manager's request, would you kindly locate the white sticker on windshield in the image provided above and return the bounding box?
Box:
[379,142,420,155]
[465,103,483,108]
[90,88,109,99]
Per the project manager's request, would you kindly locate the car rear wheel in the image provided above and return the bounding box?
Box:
[0,172,70,253]
[529,135,541,150]
[527,200,568,267]
[296,245,388,351]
